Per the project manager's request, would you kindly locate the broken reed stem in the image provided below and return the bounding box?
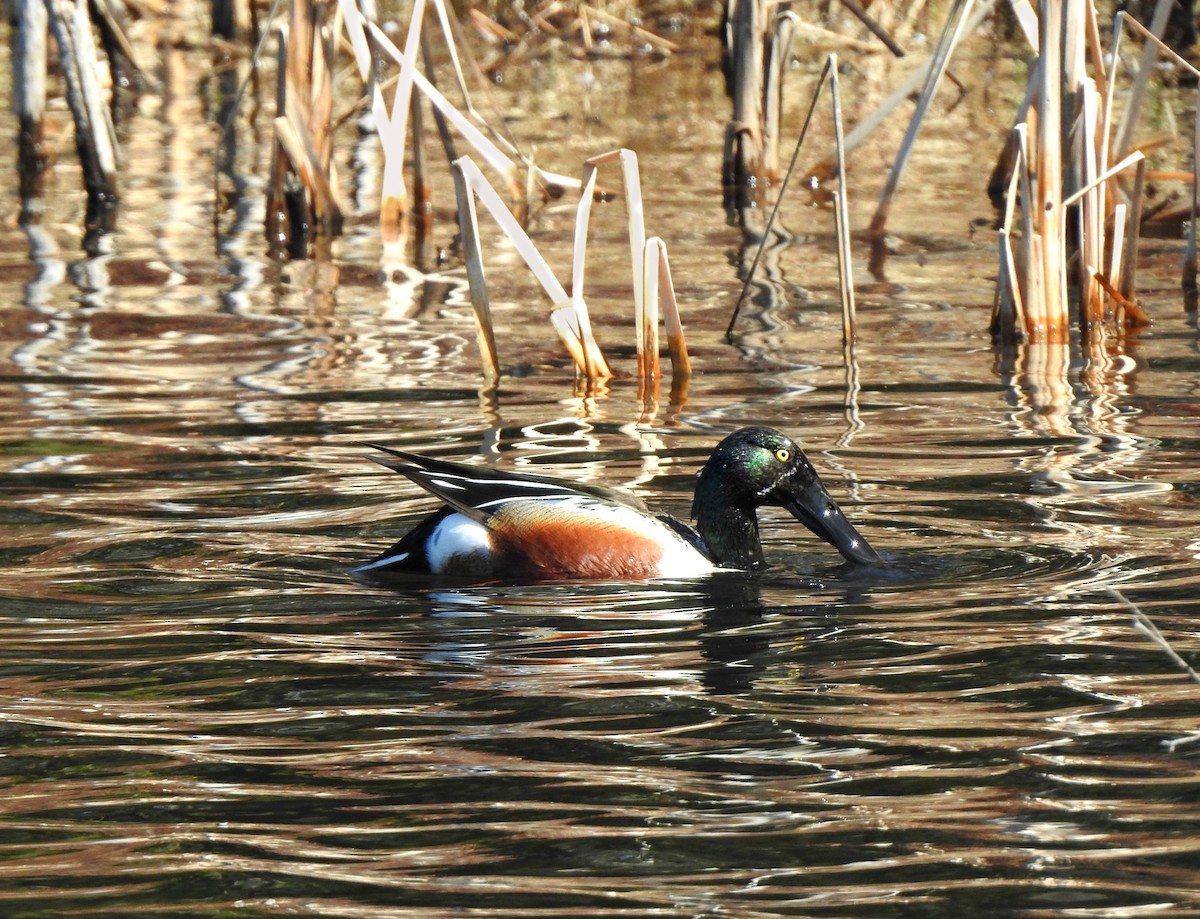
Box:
[724,0,765,211]
[1033,0,1067,342]
[1121,157,1144,303]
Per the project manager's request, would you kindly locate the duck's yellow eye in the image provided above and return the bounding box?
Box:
[774,448,791,463]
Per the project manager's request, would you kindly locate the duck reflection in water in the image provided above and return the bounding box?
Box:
[362,569,875,699]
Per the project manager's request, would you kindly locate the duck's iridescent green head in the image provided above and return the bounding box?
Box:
[692,427,879,569]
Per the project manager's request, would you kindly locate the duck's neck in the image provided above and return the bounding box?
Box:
[692,476,765,570]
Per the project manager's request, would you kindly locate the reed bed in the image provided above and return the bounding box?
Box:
[11,0,1200,374]
[992,0,1199,344]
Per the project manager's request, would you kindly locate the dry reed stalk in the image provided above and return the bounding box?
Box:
[993,124,1029,343]
[341,0,587,257]
[838,0,907,57]
[829,57,856,347]
[867,0,974,242]
[380,0,427,245]
[1113,0,1176,159]
[14,0,48,215]
[338,0,408,253]
[268,0,343,256]
[90,0,141,76]
[1032,0,1066,342]
[45,0,120,215]
[450,159,501,385]
[1121,157,1145,303]
[639,239,662,398]
[408,87,433,251]
[450,155,609,381]
[364,17,555,198]
[637,239,691,405]
[573,149,692,385]
[762,10,798,196]
[649,240,691,383]
[724,51,860,365]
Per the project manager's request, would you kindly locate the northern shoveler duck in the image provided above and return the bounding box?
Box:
[355,426,879,581]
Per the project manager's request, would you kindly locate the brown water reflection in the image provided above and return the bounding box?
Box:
[1,18,1200,919]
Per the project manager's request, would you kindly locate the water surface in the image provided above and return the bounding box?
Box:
[1,20,1199,919]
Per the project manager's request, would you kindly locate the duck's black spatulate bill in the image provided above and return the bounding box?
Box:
[780,478,880,565]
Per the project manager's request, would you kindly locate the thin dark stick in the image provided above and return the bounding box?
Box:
[725,56,833,343]
[838,0,906,57]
